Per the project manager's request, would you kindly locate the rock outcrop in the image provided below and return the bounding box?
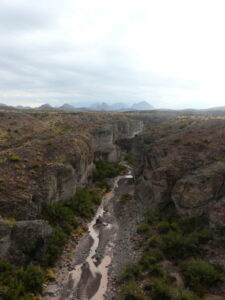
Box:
[0,218,52,264]
[133,114,225,228]
[0,110,142,262]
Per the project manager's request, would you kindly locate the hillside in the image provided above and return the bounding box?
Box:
[1,109,225,299]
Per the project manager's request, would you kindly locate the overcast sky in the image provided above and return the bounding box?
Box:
[0,0,225,109]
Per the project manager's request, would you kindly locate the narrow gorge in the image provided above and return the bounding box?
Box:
[1,109,225,300]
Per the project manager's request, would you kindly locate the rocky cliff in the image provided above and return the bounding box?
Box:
[0,110,142,262]
[132,113,225,228]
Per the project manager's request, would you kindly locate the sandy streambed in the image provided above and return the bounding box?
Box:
[42,164,141,300]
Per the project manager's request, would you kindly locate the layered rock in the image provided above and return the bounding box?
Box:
[133,115,225,228]
[0,218,52,264]
[0,110,142,262]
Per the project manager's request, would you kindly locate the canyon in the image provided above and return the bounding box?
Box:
[1,108,225,299]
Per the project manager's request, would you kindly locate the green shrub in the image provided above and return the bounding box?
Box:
[17,184,25,189]
[193,230,213,244]
[157,199,174,212]
[68,188,97,218]
[137,223,150,234]
[42,201,78,234]
[182,259,224,292]
[45,227,67,265]
[42,188,101,265]
[124,151,133,164]
[8,155,21,162]
[93,160,126,181]
[0,259,45,299]
[21,264,45,294]
[149,235,163,248]
[148,263,167,278]
[180,215,209,234]
[119,263,142,282]
[179,124,188,129]
[119,281,146,300]
[176,288,202,300]
[159,231,199,260]
[120,193,132,202]
[147,278,172,300]
[139,249,164,270]
[144,210,159,225]
[95,180,110,191]
[157,221,171,234]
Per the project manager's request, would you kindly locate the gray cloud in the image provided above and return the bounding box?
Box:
[0,0,214,108]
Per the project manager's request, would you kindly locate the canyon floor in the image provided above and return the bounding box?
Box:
[42,163,143,300]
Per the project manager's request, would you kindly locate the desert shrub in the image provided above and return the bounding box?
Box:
[93,160,126,181]
[144,210,159,225]
[176,288,202,300]
[119,263,142,282]
[148,263,167,278]
[193,230,213,244]
[157,221,171,234]
[149,235,163,248]
[119,281,146,300]
[94,180,110,191]
[146,278,172,300]
[0,259,44,299]
[139,249,164,270]
[68,188,99,218]
[120,193,132,202]
[179,124,188,129]
[137,223,150,234]
[42,201,78,234]
[17,184,25,189]
[45,268,56,281]
[8,155,21,161]
[20,265,45,294]
[159,231,199,260]
[180,215,209,234]
[157,199,174,212]
[42,188,101,265]
[182,259,224,293]
[44,227,67,266]
[124,151,133,164]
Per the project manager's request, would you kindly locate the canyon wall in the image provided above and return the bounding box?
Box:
[0,111,142,262]
[132,115,225,229]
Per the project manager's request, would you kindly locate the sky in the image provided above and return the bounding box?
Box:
[0,0,225,109]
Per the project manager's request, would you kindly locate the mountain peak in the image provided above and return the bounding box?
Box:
[132,101,154,110]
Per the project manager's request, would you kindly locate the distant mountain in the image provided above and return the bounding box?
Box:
[207,106,225,111]
[16,105,31,110]
[58,103,76,111]
[111,102,129,110]
[131,101,154,110]
[91,102,111,111]
[0,101,154,112]
[38,104,54,110]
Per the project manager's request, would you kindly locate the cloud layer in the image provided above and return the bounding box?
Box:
[0,0,225,108]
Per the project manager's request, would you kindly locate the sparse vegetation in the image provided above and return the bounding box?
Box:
[116,203,224,299]
[124,151,133,164]
[0,259,45,299]
[8,155,21,162]
[93,160,126,181]
[120,193,132,202]
[182,259,224,294]
[42,188,101,265]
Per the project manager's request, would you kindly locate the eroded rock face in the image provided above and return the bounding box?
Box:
[133,115,225,228]
[172,163,225,216]
[0,111,143,262]
[0,219,52,264]
[0,112,143,220]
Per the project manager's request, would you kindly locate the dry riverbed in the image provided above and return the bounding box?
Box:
[42,164,144,300]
